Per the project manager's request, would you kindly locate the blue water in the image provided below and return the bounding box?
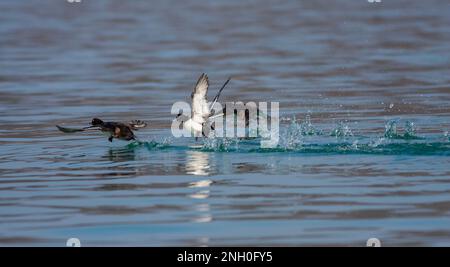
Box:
[0,0,449,246]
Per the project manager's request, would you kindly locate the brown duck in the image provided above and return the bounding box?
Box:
[56,118,147,142]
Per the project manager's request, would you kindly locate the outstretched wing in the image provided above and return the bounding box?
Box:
[191,73,210,123]
[209,77,230,114]
[56,125,100,133]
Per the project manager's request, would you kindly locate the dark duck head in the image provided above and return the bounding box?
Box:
[91,118,104,127]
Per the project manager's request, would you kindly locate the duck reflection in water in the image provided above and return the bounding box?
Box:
[107,146,137,162]
[185,151,214,226]
[185,150,212,176]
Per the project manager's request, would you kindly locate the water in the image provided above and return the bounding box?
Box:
[0,0,449,246]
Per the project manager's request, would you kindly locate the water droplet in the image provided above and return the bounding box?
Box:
[369,137,385,148]
[331,121,353,138]
[404,121,416,138]
[352,140,359,150]
[384,120,398,138]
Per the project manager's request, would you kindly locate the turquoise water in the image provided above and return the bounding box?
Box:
[0,0,449,246]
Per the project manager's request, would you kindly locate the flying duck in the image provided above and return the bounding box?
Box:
[178,73,230,137]
[56,118,147,142]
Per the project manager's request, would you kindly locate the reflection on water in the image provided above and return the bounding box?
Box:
[107,147,136,162]
[0,0,450,246]
[186,151,211,176]
[188,178,213,226]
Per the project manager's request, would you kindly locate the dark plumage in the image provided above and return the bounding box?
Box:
[56,118,147,142]
[91,118,136,142]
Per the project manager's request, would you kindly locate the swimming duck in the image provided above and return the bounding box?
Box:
[56,118,147,142]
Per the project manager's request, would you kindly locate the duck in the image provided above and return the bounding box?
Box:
[56,118,147,142]
[177,73,266,138]
[177,73,230,137]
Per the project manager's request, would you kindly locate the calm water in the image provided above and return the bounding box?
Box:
[0,0,449,246]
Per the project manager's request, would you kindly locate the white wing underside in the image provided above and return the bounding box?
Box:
[191,73,210,124]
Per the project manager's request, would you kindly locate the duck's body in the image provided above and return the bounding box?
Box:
[179,73,230,137]
[91,119,136,142]
[56,118,147,142]
[178,73,265,138]
[183,118,204,136]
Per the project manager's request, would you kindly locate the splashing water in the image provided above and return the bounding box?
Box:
[278,117,305,150]
[404,121,417,139]
[201,137,240,152]
[115,118,449,156]
[384,120,422,140]
[127,138,172,150]
[369,137,386,148]
[384,120,399,139]
[330,121,354,138]
[301,114,322,136]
